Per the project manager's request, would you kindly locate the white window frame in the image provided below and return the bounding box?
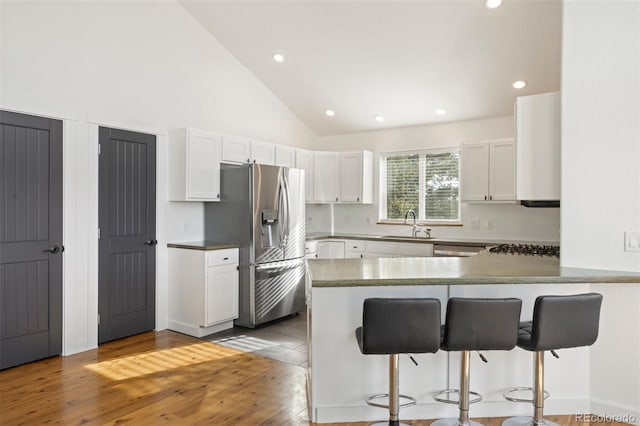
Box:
[379,147,461,225]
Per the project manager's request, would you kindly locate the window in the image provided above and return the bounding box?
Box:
[380,148,460,223]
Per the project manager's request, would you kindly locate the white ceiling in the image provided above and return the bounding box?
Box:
[179,0,561,137]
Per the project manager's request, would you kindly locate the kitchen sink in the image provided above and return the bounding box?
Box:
[379,235,435,241]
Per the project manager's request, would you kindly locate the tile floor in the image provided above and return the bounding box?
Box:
[202,313,308,367]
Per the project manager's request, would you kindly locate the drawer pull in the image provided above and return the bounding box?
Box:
[223,257,229,260]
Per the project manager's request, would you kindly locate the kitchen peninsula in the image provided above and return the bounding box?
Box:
[306,252,640,424]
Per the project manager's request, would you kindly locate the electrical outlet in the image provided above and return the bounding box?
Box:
[470,219,480,229]
[484,219,494,230]
[625,231,640,252]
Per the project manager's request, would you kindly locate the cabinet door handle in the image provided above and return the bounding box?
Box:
[484,195,487,201]
[335,197,339,202]
[357,197,360,202]
[360,254,363,258]
[216,193,220,199]
[489,195,493,200]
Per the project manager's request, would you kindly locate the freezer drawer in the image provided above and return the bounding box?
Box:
[253,258,306,326]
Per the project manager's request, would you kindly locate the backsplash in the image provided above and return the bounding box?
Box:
[306,202,560,242]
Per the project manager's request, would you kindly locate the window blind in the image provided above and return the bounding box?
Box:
[382,149,460,222]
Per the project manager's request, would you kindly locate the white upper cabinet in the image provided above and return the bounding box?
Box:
[462,138,515,202]
[250,140,275,165]
[169,128,221,202]
[516,91,561,200]
[274,145,295,167]
[461,143,489,201]
[221,136,275,165]
[221,135,251,164]
[488,140,516,201]
[295,149,314,201]
[340,151,373,203]
[313,152,341,203]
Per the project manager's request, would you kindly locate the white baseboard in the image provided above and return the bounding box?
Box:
[312,398,592,424]
[167,320,234,338]
[591,400,640,425]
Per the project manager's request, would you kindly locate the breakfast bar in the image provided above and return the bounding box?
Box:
[306,253,640,424]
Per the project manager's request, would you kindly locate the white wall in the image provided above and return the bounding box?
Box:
[562,1,640,421]
[0,0,317,355]
[309,116,561,242]
[561,0,640,273]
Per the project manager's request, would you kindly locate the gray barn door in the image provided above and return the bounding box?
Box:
[0,110,63,370]
[98,127,156,344]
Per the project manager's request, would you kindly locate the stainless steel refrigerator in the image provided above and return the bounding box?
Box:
[204,163,306,328]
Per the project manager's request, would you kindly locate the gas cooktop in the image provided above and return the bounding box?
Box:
[489,244,560,258]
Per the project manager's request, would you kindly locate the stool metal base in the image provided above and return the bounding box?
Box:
[366,393,417,409]
[502,416,559,426]
[503,387,549,403]
[434,389,482,405]
[368,422,411,426]
[431,418,483,426]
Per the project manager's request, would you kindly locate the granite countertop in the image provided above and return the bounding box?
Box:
[305,233,558,247]
[307,251,640,287]
[167,241,240,251]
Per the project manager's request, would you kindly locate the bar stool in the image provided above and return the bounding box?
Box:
[502,293,603,426]
[355,297,441,426]
[432,297,523,426]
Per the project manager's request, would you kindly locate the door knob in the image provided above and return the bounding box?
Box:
[144,239,158,246]
[44,245,64,254]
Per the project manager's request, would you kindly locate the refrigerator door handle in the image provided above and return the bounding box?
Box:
[277,174,285,246]
[254,259,305,273]
[283,173,291,245]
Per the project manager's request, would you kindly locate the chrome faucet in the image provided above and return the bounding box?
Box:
[404,209,417,226]
[404,209,431,238]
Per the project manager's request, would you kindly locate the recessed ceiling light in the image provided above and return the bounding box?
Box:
[375,115,385,122]
[325,109,335,117]
[512,80,527,89]
[272,53,285,63]
[436,108,447,116]
[485,0,502,9]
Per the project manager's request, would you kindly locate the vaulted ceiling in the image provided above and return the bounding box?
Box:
[179,0,561,136]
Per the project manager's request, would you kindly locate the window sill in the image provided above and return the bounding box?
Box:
[376,220,463,227]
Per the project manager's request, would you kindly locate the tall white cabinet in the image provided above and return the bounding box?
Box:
[516,91,561,200]
[169,128,221,201]
[168,247,239,337]
[461,139,515,202]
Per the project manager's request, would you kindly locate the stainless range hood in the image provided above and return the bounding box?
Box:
[520,200,560,208]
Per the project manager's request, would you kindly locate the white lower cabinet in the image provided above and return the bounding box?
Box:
[168,247,239,337]
[308,238,433,259]
[345,241,366,258]
[316,241,345,259]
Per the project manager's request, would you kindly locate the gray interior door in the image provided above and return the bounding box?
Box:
[98,127,156,344]
[0,110,63,370]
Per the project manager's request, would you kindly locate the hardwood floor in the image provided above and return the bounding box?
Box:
[0,331,630,425]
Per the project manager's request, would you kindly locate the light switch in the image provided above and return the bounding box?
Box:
[625,231,640,252]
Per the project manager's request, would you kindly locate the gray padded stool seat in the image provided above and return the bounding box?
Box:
[503,293,603,426]
[355,298,441,426]
[432,297,522,426]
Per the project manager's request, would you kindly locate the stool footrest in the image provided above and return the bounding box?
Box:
[366,393,416,409]
[503,387,550,403]
[433,389,482,405]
